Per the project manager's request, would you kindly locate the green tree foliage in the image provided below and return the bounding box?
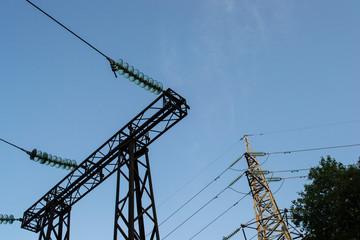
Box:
[291,156,360,240]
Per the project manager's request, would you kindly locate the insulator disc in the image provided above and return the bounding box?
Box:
[116,69,125,75]
[3,214,8,224]
[128,66,134,73]
[9,215,14,224]
[122,62,129,70]
[116,59,123,65]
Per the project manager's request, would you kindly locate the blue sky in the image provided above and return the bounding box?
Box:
[1,0,359,239]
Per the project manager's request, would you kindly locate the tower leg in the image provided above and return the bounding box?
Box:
[113,143,160,240]
[38,203,71,240]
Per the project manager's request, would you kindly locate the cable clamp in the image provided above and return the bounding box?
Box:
[107,58,118,78]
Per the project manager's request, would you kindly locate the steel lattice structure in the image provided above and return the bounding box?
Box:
[21,88,189,240]
[244,136,293,240]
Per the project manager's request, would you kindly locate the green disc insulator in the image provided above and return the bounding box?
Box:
[154,82,163,94]
[116,59,125,75]
[45,160,51,165]
[140,75,148,88]
[39,158,46,164]
[37,150,42,157]
[9,215,14,224]
[129,76,135,82]
[150,80,159,93]
[34,157,40,162]
[133,69,139,76]
[145,78,154,91]
[143,75,149,82]
[55,157,62,168]
[71,160,77,167]
[134,79,140,85]
[138,72,144,79]
[128,66,134,73]
[63,159,70,170]
[116,69,124,75]
[52,155,58,162]
[0,214,3,224]
[122,62,129,70]
[3,214,8,224]
[50,161,55,167]
[117,59,123,66]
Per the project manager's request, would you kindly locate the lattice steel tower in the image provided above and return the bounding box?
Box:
[21,89,189,240]
[243,135,293,240]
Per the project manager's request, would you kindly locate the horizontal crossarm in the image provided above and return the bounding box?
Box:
[21,88,189,232]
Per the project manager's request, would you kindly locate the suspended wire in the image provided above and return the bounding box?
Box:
[270,167,311,173]
[259,153,270,165]
[158,139,242,207]
[282,175,307,179]
[162,173,245,239]
[26,0,110,60]
[247,119,360,136]
[188,192,251,240]
[229,187,249,195]
[272,179,286,195]
[0,138,30,154]
[267,143,360,155]
[159,155,244,227]
[230,167,248,172]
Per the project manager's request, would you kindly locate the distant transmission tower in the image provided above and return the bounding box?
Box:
[243,135,293,240]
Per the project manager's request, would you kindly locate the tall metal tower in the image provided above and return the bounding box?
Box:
[20,89,189,240]
[243,135,293,240]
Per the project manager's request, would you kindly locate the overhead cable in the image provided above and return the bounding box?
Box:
[162,173,245,239]
[188,192,251,240]
[246,119,360,136]
[0,138,30,154]
[26,0,110,59]
[158,140,242,207]
[159,155,244,228]
[267,143,360,155]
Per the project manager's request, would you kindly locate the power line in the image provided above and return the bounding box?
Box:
[247,119,360,136]
[188,192,251,240]
[267,143,360,155]
[0,138,30,154]
[157,139,241,207]
[158,155,244,233]
[26,0,110,60]
[162,173,245,239]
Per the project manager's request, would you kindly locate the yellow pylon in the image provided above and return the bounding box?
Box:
[244,135,292,240]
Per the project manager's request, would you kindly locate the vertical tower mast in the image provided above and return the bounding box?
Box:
[244,135,292,240]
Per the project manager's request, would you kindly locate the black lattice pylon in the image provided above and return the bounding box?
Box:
[113,141,160,240]
[38,203,71,240]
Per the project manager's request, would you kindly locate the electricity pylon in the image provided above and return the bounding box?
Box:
[243,135,293,240]
[21,89,189,240]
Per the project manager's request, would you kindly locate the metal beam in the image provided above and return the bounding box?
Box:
[22,88,189,233]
